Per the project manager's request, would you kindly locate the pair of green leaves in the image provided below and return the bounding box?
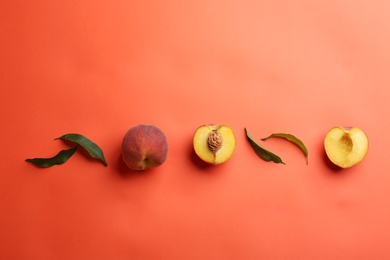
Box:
[245,128,308,165]
[25,134,108,168]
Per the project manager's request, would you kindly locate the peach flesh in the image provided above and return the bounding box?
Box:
[324,126,368,168]
[193,124,236,165]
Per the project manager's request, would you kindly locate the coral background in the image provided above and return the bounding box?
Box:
[1,1,390,259]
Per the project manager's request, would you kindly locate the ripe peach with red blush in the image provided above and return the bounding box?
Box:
[122,124,168,170]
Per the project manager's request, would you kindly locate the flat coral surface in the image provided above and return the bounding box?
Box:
[1,1,390,259]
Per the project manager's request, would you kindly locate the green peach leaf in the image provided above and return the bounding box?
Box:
[245,128,285,164]
[261,133,309,165]
[25,146,78,168]
[56,133,108,166]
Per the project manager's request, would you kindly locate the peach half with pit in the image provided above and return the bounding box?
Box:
[193,125,236,165]
[122,124,168,170]
[324,126,368,168]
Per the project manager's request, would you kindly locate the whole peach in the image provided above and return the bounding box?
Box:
[122,124,168,170]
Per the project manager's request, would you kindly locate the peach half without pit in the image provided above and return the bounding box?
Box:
[193,125,236,165]
[324,126,368,168]
[122,124,168,170]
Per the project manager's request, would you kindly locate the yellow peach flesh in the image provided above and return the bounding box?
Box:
[324,127,368,168]
[193,125,236,165]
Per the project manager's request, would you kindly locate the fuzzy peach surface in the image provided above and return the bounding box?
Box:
[122,124,168,170]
